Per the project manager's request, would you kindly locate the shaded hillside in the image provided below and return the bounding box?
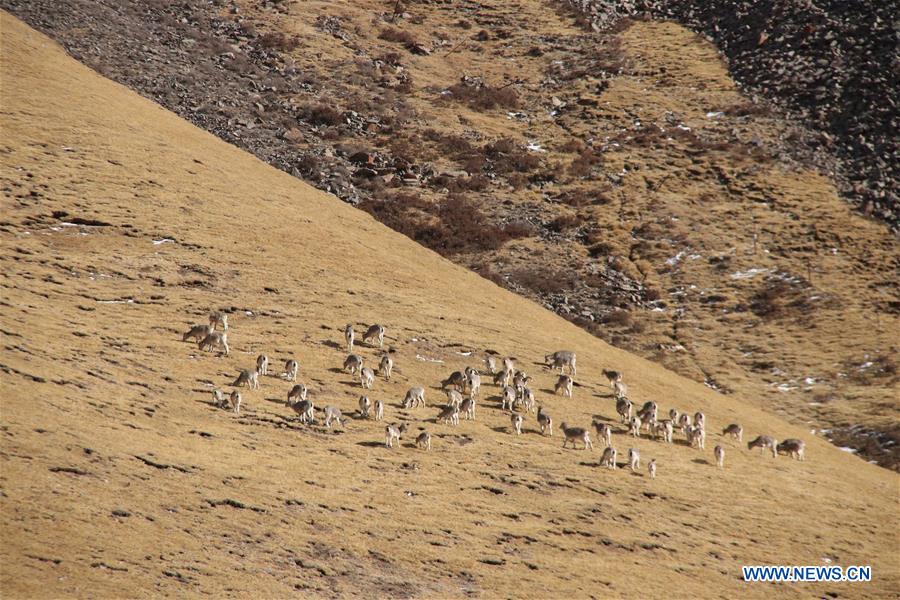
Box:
[3,0,897,470]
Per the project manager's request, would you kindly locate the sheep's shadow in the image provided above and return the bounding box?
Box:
[692,458,711,465]
[356,441,385,448]
[320,340,342,350]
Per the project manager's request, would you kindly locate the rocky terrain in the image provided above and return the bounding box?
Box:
[1,0,897,473]
[3,15,899,597]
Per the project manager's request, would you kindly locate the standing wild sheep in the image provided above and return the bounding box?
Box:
[343,354,363,375]
[373,399,384,421]
[555,374,574,398]
[628,448,640,471]
[677,413,692,434]
[545,350,577,376]
[378,355,393,380]
[602,369,622,388]
[286,383,307,406]
[358,395,372,418]
[198,331,229,356]
[501,386,517,411]
[256,354,269,376]
[183,324,213,342]
[776,439,806,461]
[360,367,376,389]
[230,390,241,415]
[344,323,354,352]
[629,416,642,438]
[212,388,227,409]
[663,420,674,443]
[592,421,613,447]
[289,399,315,424]
[748,435,778,458]
[600,446,617,469]
[209,312,228,331]
[693,412,705,430]
[233,369,260,390]
[722,423,743,442]
[493,369,513,388]
[537,406,553,436]
[520,387,536,414]
[502,357,515,373]
[416,431,432,451]
[284,359,299,382]
[511,413,524,435]
[460,397,476,420]
[616,398,633,423]
[385,423,407,448]
[687,425,706,449]
[714,445,725,468]
[467,370,481,398]
[363,324,386,348]
[445,388,464,408]
[668,408,679,423]
[323,406,343,428]
[637,401,658,424]
[560,423,593,450]
[613,380,628,400]
[403,386,426,409]
[437,404,460,425]
[648,459,657,479]
[483,355,499,375]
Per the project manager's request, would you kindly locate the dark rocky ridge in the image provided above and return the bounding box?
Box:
[564,0,898,230]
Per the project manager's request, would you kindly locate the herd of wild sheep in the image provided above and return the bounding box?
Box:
[184,312,807,475]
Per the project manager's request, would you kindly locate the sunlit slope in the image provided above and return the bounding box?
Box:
[1,13,897,599]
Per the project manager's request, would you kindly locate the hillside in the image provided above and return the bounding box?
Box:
[2,13,898,598]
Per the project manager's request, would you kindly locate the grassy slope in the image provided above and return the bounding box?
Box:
[1,13,897,599]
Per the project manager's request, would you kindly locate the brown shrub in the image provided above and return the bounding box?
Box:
[547,213,581,232]
[258,32,301,52]
[601,310,633,328]
[510,266,577,295]
[568,149,603,177]
[446,82,519,111]
[301,104,344,127]
[379,27,418,47]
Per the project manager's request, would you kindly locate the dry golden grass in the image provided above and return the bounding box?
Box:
[1,13,898,598]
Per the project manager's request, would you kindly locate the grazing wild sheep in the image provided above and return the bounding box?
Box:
[648,459,657,479]
[416,431,432,451]
[511,413,524,435]
[363,324,386,348]
[373,399,384,421]
[592,421,613,447]
[442,371,466,391]
[776,439,806,461]
[378,355,393,380]
[445,388,464,408]
[555,374,574,398]
[358,395,372,418]
[230,391,241,415]
[198,331,229,356]
[323,406,343,428]
[723,423,743,442]
[501,385,517,411]
[748,435,778,458]
[289,399,315,424]
[714,445,725,468]
[602,369,623,388]
[537,406,553,436]
[344,323,354,352]
[343,354,363,375]
[284,359,299,382]
[212,389,227,409]
[209,312,228,331]
[403,386,426,409]
[560,423,593,450]
[233,369,260,390]
[286,383,307,406]
[256,354,269,376]
[483,354,499,375]
[545,350,577,376]
[183,324,213,342]
[630,416,642,438]
[613,380,628,400]
[385,423,407,448]
[600,446,617,469]
[616,398,633,423]
[360,367,376,389]
[437,404,460,426]
[628,448,640,471]
[460,397,476,420]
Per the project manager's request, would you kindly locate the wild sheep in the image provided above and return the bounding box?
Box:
[592,421,612,447]
[445,388,464,408]
[403,386,426,409]
[687,425,706,450]
[722,423,743,442]
[649,419,667,441]
[537,406,553,436]
[363,324,385,348]
[545,350,577,376]
[628,448,640,471]
[373,399,384,421]
[437,404,460,425]
[286,383,307,406]
[344,323,355,352]
[385,423,407,448]
[501,385,517,411]
[460,397,475,420]
[776,439,806,461]
[358,395,371,418]
[230,390,241,415]
[360,367,376,389]
[512,370,529,391]
[323,406,343,428]
[378,355,393,380]
[289,399,315,424]
[511,413,524,435]
[663,420,674,443]
[648,459,657,479]
[678,413,692,434]
[555,374,574,398]
[600,446,617,469]
[493,369,513,388]
[714,445,725,468]
[212,388,227,409]
[441,371,466,391]
[616,398,633,423]
[284,359,299,382]
[613,380,628,400]
[483,355,499,375]
[694,411,705,430]
[629,416,642,438]
[637,401,658,424]
[602,369,622,388]
[198,331,229,356]
[343,354,363,375]
[748,435,777,458]
[502,357,515,373]
[209,312,228,331]
[183,324,213,342]
[232,369,259,390]
[256,354,269,376]
[560,423,593,450]
[520,387,536,414]
[467,370,481,398]
[668,408,679,423]
[416,431,432,451]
